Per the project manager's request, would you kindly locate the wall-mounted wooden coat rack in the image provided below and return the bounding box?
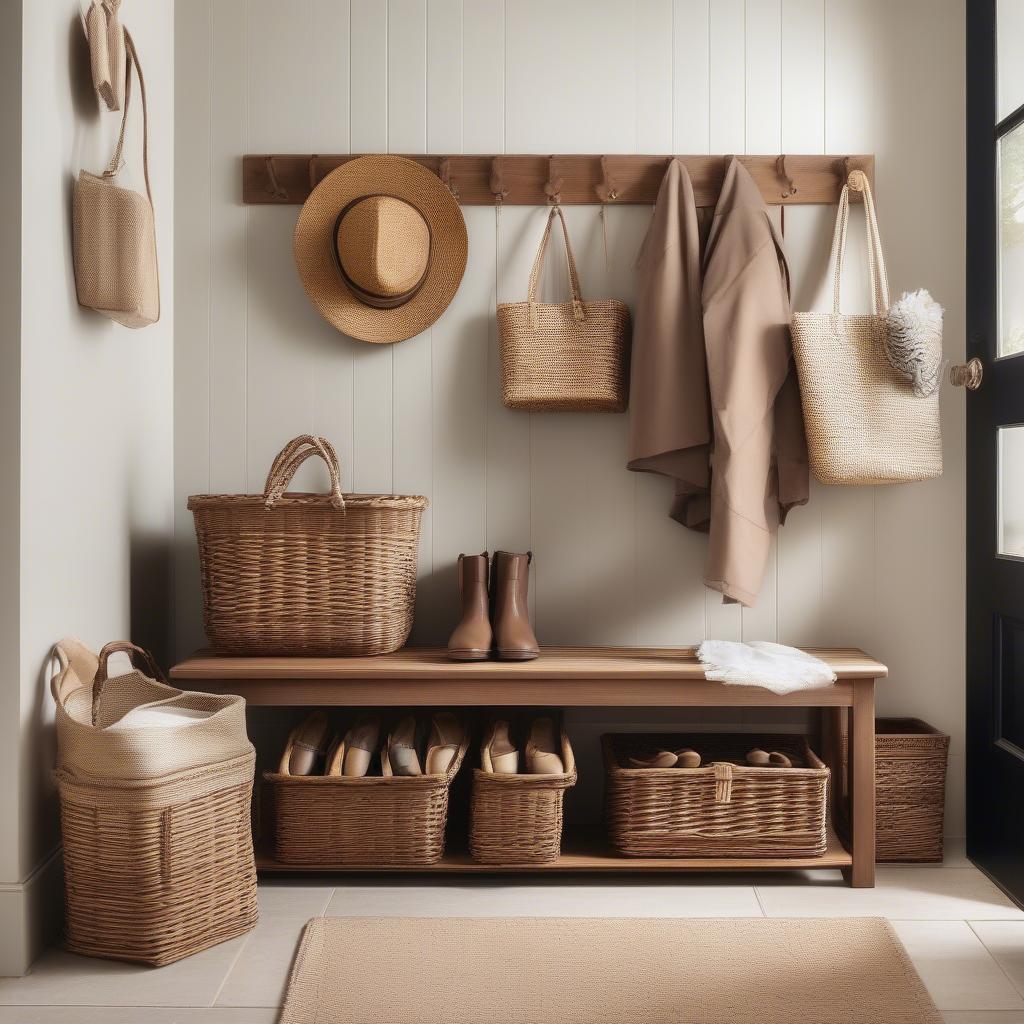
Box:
[243,153,874,207]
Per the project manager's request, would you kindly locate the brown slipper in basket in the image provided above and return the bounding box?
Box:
[288,711,331,776]
[628,748,701,768]
[746,748,794,768]
[768,751,793,768]
[674,748,701,768]
[425,712,463,775]
[483,719,520,774]
[525,717,565,774]
[342,716,381,777]
[382,715,422,776]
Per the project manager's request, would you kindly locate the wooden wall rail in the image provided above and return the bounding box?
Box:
[243,153,874,207]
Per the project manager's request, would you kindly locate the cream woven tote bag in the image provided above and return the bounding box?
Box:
[73,28,160,328]
[790,171,942,485]
[497,206,631,412]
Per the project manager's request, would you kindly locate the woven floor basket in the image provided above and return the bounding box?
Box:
[469,723,576,865]
[603,734,829,858]
[497,206,630,412]
[267,721,468,866]
[51,638,258,967]
[790,171,941,484]
[188,435,427,655]
[839,717,949,863]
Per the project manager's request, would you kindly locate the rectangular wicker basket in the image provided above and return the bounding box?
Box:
[469,723,576,865]
[57,754,259,967]
[874,718,949,862]
[603,734,829,859]
[266,722,468,866]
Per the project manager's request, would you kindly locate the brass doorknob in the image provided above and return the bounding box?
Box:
[949,357,983,390]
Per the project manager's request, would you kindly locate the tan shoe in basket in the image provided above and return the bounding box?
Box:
[525,717,564,775]
[425,712,463,775]
[483,720,520,774]
[288,711,331,776]
[342,716,381,777]
[746,748,793,768]
[382,716,422,776]
[628,748,701,768]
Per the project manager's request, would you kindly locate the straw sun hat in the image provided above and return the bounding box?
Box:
[293,155,468,343]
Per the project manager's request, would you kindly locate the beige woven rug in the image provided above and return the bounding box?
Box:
[280,916,941,1024]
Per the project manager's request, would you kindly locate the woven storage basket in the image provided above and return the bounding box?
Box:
[790,171,942,484]
[188,434,427,655]
[497,206,631,412]
[469,722,576,865]
[266,718,468,866]
[839,718,949,863]
[603,734,829,858]
[52,639,258,966]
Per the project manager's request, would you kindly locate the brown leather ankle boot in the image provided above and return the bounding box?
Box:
[492,550,539,661]
[447,552,493,661]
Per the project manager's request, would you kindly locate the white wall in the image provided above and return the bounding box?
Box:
[174,0,966,830]
[1,0,175,976]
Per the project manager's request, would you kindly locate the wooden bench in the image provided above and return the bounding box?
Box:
[170,646,885,887]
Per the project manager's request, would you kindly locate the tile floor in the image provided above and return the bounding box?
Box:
[1,843,1022,1023]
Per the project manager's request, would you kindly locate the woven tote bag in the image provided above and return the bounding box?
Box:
[497,206,631,412]
[73,27,160,328]
[51,639,257,966]
[790,171,941,484]
[188,434,428,655]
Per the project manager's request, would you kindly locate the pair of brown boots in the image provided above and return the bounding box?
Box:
[447,551,539,662]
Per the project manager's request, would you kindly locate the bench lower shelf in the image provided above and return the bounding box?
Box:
[254,823,852,874]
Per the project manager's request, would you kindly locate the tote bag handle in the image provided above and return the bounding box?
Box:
[526,206,586,328]
[828,170,890,317]
[103,27,151,205]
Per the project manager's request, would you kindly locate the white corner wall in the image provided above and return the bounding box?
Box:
[173,1,965,828]
[0,0,175,977]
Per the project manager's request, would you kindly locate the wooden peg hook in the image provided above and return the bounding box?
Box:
[439,158,459,199]
[544,156,563,205]
[489,156,509,206]
[776,155,798,199]
[596,155,618,202]
[264,156,289,201]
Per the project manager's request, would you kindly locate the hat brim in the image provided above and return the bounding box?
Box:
[294,155,468,344]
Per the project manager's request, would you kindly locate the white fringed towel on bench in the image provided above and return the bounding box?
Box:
[696,640,836,695]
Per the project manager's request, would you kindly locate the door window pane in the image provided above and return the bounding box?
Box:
[999,123,1024,357]
[999,0,1024,123]
[998,426,1024,557]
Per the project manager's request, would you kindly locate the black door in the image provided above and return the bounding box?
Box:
[967,1,1024,902]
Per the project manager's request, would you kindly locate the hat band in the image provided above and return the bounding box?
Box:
[331,195,432,310]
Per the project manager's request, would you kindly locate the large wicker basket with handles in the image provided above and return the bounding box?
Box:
[790,170,942,484]
[469,721,576,865]
[266,717,469,866]
[497,206,631,412]
[51,639,258,967]
[188,435,428,655]
[604,734,829,858]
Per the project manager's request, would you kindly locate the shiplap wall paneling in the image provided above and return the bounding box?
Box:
[173,0,967,834]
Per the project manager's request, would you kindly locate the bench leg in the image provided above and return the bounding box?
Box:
[846,680,876,887]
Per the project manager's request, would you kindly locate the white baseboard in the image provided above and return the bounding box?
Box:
[0,849,64,977]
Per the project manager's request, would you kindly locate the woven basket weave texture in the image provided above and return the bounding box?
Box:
[604,734,829,859]
[189,435,427,655]
[469,723,576,865]
[497,206,630,412]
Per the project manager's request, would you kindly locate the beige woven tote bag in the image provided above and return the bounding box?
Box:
[497,206,631,412]
[73,27,160,328]
[790,171,942,484]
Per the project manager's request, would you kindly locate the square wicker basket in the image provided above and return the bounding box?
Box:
[469,723,576,865]
[265,722,468,867]
[603,734,830,859]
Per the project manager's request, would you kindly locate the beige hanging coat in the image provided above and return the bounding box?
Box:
[627,159,712,529]
[702,158,809,605]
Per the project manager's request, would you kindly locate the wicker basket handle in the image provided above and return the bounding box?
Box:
[263,435,346,510]
[829,171,890,317]
[526,206,585,328]
[94,641,166,724]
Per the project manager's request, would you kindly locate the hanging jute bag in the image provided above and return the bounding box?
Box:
[189,434,428,655]
[51,639,257,966]
[790,171,942,484]
[73,27,160,328]
[497,206,631,412]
